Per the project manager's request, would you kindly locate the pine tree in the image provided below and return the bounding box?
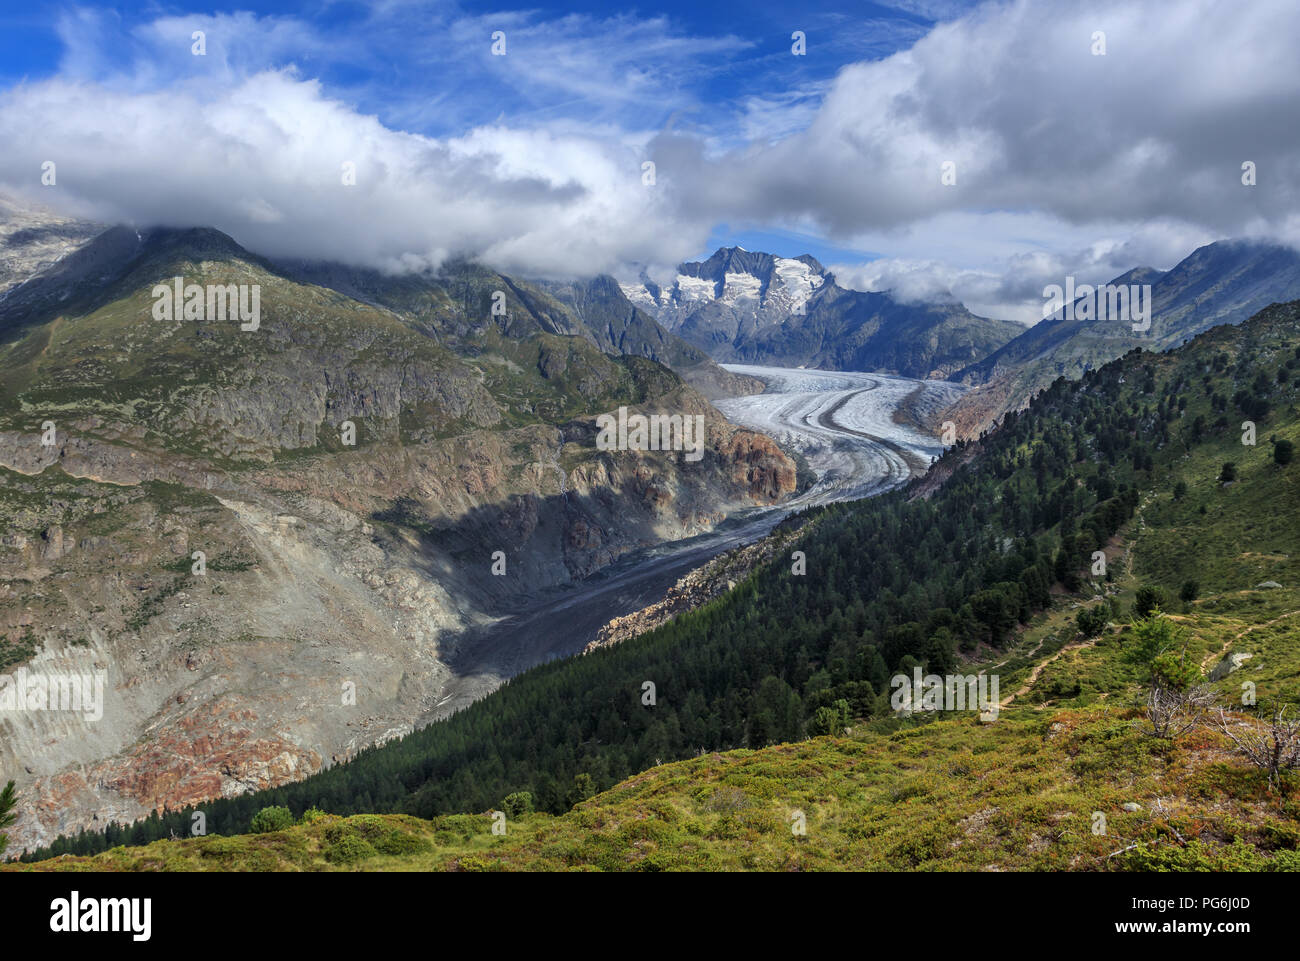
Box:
[0,780,17,858]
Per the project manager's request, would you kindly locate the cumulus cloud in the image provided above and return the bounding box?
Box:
[0,5,757,277]
[0,70,722,277]
[0,0,1296,312]
[830,213,1218,321]
[676,0,1300,240]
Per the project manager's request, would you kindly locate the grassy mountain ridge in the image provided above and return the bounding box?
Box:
[14,694,1300,871]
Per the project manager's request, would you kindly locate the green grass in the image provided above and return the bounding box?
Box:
[14,695,1300,872]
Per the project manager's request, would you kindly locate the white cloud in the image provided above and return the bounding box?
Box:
[829,211,1217,321]
[0,71,719,277]
[675,0,1300,241]
[1,0,1297,307]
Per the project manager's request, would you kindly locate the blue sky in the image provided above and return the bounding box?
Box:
[0,1,1296,321]
[0,0,952,136]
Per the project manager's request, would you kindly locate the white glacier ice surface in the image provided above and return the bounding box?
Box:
[715,364,966,504]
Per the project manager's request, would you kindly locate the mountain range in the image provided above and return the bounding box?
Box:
[6,192,1300,861]
[25,295,1300,871]
[621,241,1300,441]
[622,247,1026,378]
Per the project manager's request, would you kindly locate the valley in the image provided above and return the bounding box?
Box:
[0,225,957,854]
[426,366,965,720]
[25,297,1298,871]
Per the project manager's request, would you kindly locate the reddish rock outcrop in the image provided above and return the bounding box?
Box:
[720,430,798,501]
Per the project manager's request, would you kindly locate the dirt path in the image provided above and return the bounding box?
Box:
[995,494,1154,708]
[1199,608,1300,672]
[1000,637,1097,708]
[986,635,1046,673]
[996,490,1295,709]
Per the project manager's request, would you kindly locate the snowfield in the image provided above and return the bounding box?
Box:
[715,365,967,503]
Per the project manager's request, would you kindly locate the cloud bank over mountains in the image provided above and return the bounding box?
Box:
[1,0,1297,320]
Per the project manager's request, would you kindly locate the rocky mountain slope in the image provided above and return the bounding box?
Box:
[623,247,1023,378]
[0,219,795,853]
[0,195,102,298]
[946,240,1300,435]
[585,519,807,653]
[282,259,762,401]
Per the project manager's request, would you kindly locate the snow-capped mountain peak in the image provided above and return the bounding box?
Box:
[618,245,1022,380]
[620,247,827,315]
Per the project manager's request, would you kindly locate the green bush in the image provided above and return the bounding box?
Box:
[1125,614,1192,686]
[1076,604,1109,638]
[808,700,850,737]
[1133,586,1166,620]
[324,833,377,864]
[1040,667,1082,699]
[198,837,245,859]
[0,780,16,859]
[567,773,595,808]
[372,831,431,856]
[344,815,392,840]
[501,791,534,819]
[249,805,295,834]
[1259,821,1300,851]
[1150,650,1202,692]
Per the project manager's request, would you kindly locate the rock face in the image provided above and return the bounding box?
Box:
[587,522,805,652]
[0,214,796,854]
[718,430,798,502]
[622,247,1022,379]
[0,193,103,297]
[283,259,763,402]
